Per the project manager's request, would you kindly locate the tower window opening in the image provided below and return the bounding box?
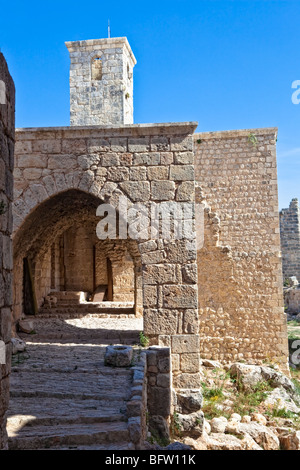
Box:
[92,57,103,80]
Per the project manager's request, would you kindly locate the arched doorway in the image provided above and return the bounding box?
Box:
[13,189,142,329]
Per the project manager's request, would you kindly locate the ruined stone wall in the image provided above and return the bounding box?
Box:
[194,128,289,370]
[13,122,200,390]
[280,199,300,282]
[0,53,15,449]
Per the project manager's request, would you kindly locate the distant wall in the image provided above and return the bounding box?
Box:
[194,128,289,371]
[280,199,300,282]
[0,53,15,449]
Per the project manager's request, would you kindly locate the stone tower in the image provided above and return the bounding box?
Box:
[65,37,137,126]
[280,198,300,282]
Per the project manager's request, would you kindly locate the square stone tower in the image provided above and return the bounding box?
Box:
[65,37,137,126]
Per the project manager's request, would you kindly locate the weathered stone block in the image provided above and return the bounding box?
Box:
[163,285,198,308]
[171,334,200,354]
[182,309,199,334]
[176,389,203,414]
[102,153,120,167]
[151,180,175,201]
[107,167,129,181]
[133,152,160,166]
[147,166,169,181]
[18,154,47,168]
[144,308,178,335]
[143,285,158,307]
[172,373,202,389]
[180,353,201,373]
[120,181,150,202]
[174,152,194,164]
[128,138,150,153]
[143,264,177,285]
[157,373,170,388]
[148,387,171,417]
[176,182,195,203]
[170,165,195,181]
[130,167,147,181]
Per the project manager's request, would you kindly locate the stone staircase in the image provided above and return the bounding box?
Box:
[7,315,143,450]
[38,291,135,317]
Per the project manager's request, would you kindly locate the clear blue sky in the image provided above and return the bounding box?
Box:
[1,0,299,209]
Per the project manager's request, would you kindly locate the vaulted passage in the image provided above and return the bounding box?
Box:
[13,189,142,327]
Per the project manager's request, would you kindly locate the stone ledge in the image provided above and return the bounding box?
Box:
[194,127,278,140]
[16,122,198,139]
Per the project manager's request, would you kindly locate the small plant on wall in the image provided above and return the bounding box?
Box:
[139,331,149,348]
[247,133,258,147]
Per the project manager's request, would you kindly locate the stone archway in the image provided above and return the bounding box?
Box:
[12,188,143,327]
[13,122,200,391]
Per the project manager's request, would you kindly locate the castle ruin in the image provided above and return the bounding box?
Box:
[0,37,289,449]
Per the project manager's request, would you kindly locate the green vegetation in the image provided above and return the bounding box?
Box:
[139,331,149,348]
[247,133,258,147]
[288,320,300,327]
[170,411,182,437]
[201,365,274,420]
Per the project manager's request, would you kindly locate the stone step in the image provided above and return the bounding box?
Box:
[40,300,134,312]
[7,396,128,424]
[10,370,133,400]
[8,421,129,450]
[46,291,88,300]
[34,313,136,321]
[33,442,135,450]
[21,335,139,345]
[17,315,141,343]
[7,413,127,429]
[8,315,142,450]
[38,308,135,316]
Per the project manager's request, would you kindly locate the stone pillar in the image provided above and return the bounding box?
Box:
[280,199,300,282]
[66,37,136,126]
[0,53,15,450]
[141,131,201,397]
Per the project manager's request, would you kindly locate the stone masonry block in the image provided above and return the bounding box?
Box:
[144,309,178,335]
[171,334,200,354]
[143,285,158,307]
[148,387,171,417]
[128,138,150,153]
[143,264,177,285]
[180,353,201,373]
[147,166,169,180]
[163,285,198,309]
[151,180,175,201]
[170,136,193,152]
[120,181,150,202]
[170,165,195,181]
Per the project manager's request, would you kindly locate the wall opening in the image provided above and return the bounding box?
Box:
[13,189,143,328]
[91,57,103,80]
